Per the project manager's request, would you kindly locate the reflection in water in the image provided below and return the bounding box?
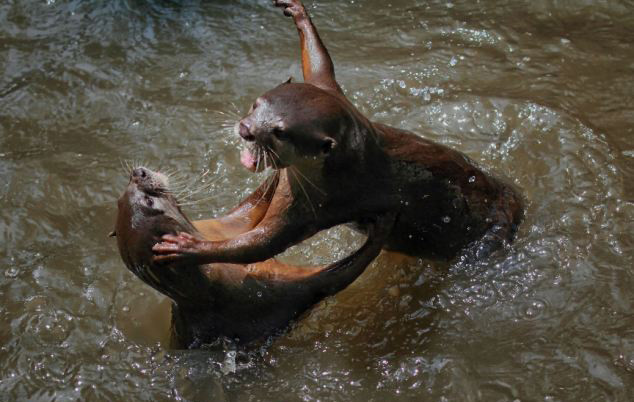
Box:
[1,0,633,400]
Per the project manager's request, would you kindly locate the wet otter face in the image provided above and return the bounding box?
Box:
[120,167,171,220]
[237,83,344,172]
[116,167,189,237]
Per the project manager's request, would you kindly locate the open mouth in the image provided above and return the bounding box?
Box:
[240,142,278,172]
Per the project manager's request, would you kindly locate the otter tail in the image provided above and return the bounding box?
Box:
[464,185,524,262]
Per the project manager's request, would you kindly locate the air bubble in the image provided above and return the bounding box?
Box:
[442,216,451,223]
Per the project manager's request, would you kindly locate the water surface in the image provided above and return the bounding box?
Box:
[1,0,633,400]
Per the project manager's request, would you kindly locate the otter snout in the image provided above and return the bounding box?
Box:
[239,121,255,142]
[132,167,148,179]
[129,166,169,192]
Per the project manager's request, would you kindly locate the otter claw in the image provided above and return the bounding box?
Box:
[152,254,181,264]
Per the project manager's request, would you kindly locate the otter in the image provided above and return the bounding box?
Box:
[114,166,394,348]
[152,0,523,266]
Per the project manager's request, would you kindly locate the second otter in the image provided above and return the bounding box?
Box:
[153,0,523,266]
[115,167,393,348]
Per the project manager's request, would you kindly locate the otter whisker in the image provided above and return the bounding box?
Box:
[168,175,195,189]
[166,176,193,190]
[266,146,277,167]
[290,166,326,195]
[177,183,216,201]
[252,172,277,209]
[169,168,216,194]
[212,107,241,119]
[288,166,317,218]
[265,145,279,159]
[263,147,276,169]
[251,147,279,208]
[176,172,227,201]
[177,173,222,195]
[119,158,129,175]
[177,192,222,207]
[162,167,181,177]
[229,102,243,115]
[255,144,262,173]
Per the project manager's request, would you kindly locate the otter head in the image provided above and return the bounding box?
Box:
[237,83,349,172]
[115,167,195,269]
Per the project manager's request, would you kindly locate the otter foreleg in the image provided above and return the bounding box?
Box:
[273,0,342,94]
[153,201,313,265]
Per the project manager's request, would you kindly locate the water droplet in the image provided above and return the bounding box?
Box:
[122,306,130,312]
[522,300,546,319]
[257,291,262,298]
[4,266,19,278]
[442,216,451,223]
[449,56,458,66]
[622,150,634,158]
[468,176,476,183]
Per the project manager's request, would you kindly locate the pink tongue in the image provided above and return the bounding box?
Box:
[240,148,257,172]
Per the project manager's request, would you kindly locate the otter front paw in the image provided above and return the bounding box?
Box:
[273,0,307,20]
[152,232,208,265]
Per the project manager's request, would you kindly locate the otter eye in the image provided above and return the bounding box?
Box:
[322,137,336,154]
[272,127,285,139]
[251,99,262,111]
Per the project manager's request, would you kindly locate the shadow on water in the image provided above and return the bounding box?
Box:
[1,0,633,400]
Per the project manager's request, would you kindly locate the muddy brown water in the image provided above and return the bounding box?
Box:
[1,0,633,400]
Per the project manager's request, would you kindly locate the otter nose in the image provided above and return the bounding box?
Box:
[239,122,255,141]
[132,167,147,179]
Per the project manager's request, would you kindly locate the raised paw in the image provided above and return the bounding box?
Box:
[273,0,306,19]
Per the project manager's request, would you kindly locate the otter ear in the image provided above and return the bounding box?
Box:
[283,76,293,84]
[109,230,116,237]
[321,137,337,155]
